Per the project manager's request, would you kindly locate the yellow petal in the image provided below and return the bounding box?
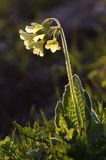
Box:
[24,40,30,49]
[45,38,61,53]
[33,34,45,42]
[19,30,32,41]
[32,40,44,56]
[31,22,39,26]
[25,23,43,33]
[33,47,44,57]
[24,40,36,49]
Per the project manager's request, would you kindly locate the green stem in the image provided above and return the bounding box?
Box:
[60,28,76,104]
[47,18,61,27]
[48,18,75,100]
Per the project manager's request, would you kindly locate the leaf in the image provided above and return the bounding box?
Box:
[91,109,100,123]
[0,137,11,150]
[13,122,47,141]
[62,83,79,129]
[13,122,36,139]
[55,101,68,131]
[66,128,75,140]
[73,74,86,130]
[55,73,101,137]
[84,91,100,124]
[84,91,92,124]
[83,91,100,124]
[102,108,106,124]
[102,108,106,136]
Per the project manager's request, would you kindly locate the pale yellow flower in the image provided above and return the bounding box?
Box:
[19,29,44,42]
[19,26,45,54]
[24,40,35,50]
[33,40,44,57]
[25,22,43,34]
[23,39,44,56]
[19,30,33,41]
[45,38,61,53]
[19,21,61,56]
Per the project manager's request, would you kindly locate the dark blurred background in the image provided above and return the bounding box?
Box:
[0,0,106,137]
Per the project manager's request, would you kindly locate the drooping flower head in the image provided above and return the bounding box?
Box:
[19,19,61,57]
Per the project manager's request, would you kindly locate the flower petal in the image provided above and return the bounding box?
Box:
[31,22,39,26]
[19,30,32,41]
[33,34,45,42]
[33,47,44,57]
[24,40,36,49]
[32,40,44,56]
[45,38,61,53]
[25,23,43,33]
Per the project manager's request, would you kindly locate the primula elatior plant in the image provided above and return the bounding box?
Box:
[19,17,101,135]
[0,18,106,160]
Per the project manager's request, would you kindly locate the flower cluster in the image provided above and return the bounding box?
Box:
[19,20,61,57]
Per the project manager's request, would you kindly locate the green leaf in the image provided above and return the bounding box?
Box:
[91,109,100,123]
[83,91,93,129]
[62,83,79,129]
[13,122,48,143]
[84,91,92,121]
[13,122,36,139]
[102,109,106,124]
[55,101,68,131]
[0,137,11,150]
[54,73,101,137]
[102,109,106,136]
[73,74,86,130]
[66,128,75,141]
[84,91,100,124]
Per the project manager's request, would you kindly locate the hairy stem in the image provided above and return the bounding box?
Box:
[60,29,75,99]
[48,18,75,97]
[48,18,80,132]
